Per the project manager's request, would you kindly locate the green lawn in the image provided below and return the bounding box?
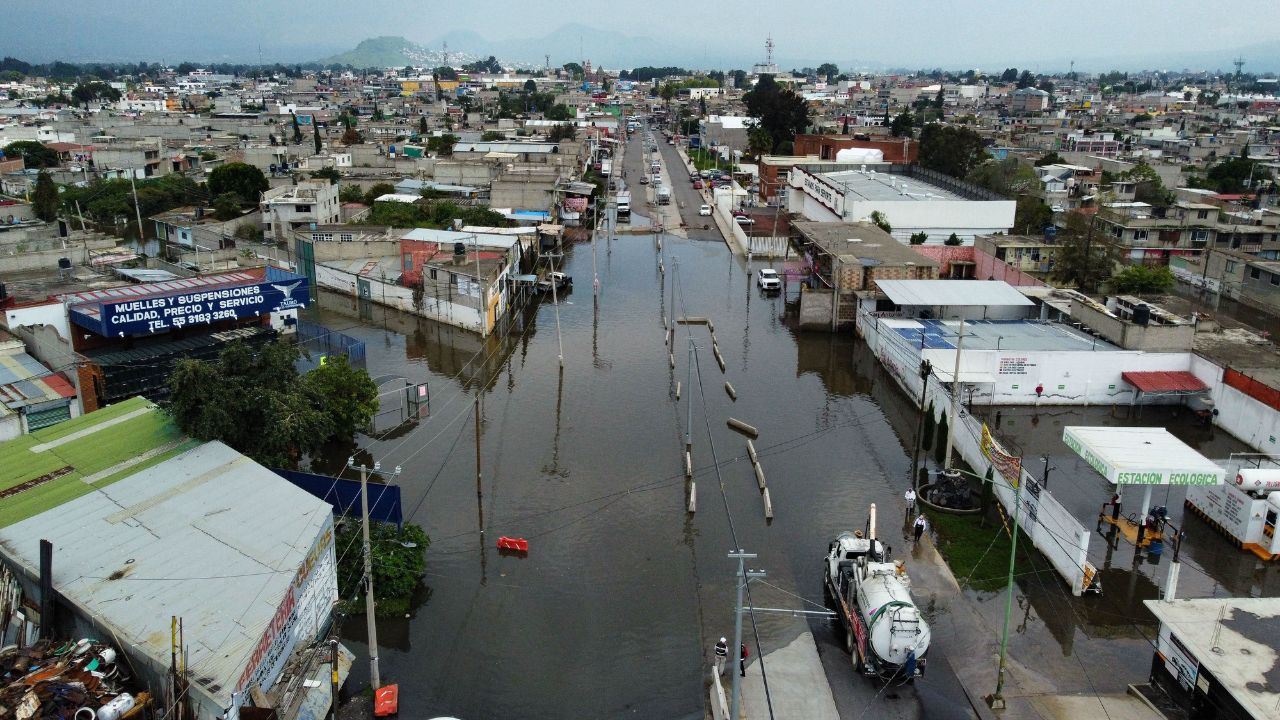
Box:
[687,147,733,174]
[927,508,1043,593]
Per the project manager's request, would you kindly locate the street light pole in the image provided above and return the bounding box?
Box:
[347,458,402,693]
[990,473,1023,709]
[942,316,966,471]
[728,550,764,720]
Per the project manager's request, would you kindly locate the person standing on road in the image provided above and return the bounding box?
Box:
[739,643,749,677]
[714,637,728,675]
[913,514,928,544]
[904,487,917,517]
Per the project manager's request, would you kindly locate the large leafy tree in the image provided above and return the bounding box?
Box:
[168,341,377,467]
[1111,265,1174,294]
[889,110,914,138]
[3,140,59,168]
[1051,213,1123,291]
[918,123,986,179]
[33,171,59,222]
[965,158,1038,197]
[207,162,268,204]
[743,75,810,154]
[70,81,121,108]
[816,63,839,82]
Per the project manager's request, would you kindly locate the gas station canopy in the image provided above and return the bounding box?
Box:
[1063,426,1225,486]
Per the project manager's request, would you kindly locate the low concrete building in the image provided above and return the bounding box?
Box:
[792,134,919,164]
[974,234,1060,277]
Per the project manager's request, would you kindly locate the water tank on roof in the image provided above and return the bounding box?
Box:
[57,257,72,270]
[835,148,884,163]
[1132,303,1151,326]
[454,242,466,257]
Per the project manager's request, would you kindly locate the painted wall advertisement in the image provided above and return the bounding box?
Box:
[980,423,1023,487]
[85,279,309,336]
[1158,624,1199,692]
[238,517,337,694]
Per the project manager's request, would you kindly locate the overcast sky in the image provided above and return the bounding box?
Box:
[7,0,1280,71]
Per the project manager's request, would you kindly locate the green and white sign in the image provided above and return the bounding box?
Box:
[1062,426,1225,486]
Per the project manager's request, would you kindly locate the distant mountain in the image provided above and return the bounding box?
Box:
[319,36,478,69]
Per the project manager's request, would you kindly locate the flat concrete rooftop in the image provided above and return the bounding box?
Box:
[823,169,967,202]
[883,318,1119,352]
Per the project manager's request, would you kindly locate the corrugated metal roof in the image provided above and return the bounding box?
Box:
[63,270,264,321]
[0,441,332,703]
[1121,371,1208,394]
[875,279,1034,307]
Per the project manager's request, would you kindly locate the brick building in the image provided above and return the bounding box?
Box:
[792,134,919,164]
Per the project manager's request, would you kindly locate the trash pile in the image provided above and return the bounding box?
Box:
[0,639,149,720]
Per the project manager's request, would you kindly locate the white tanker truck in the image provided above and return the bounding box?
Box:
[824,504,930,682]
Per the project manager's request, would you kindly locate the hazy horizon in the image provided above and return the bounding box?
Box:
[7,0,1280,74]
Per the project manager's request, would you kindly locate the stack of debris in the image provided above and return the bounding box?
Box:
[0,639,149,720]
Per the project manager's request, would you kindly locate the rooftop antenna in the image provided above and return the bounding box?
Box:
[443,41,448,67]
[545,54,551,72]
[1232,56,1245,84]
[765,35,774,66]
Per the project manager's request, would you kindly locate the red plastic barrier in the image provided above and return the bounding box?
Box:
[497,536,529,552]
[374,684,399,717]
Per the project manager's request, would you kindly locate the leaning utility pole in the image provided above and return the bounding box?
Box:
[728,550,765,720]
[346,458,401,692]
[129,171,145,242]
[942,316,966,471]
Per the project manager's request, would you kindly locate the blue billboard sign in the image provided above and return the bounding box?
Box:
[74,274,310,337]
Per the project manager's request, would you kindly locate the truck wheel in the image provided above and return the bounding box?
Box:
[845,627,854,654]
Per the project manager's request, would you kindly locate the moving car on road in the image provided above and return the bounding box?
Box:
[699,204,711,216]
[756,268,781,291]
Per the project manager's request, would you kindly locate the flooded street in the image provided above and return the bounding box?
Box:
[300,136,1280,720]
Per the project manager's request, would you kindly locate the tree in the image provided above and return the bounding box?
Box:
[909,232,928,245]
[1000,68,1019,83]
[743,75,810,154]
[364,183,396,205]
[746,123,773,161]
[870,211,892,234]
[934,87,945,109]
[481,130,504,141]
[966,158,1038,197]
[1016,70,1034,89]
[32,171,58,222]
[944,233,962,246]
[313,122,322,155]
[1123,162,1171,205]
[918,124,986,179]
[562,62,583,79]
[816,63,839,82]
[434,66,458,81]
[548,124,576,142]
[291,113,302,143]
[338,184,366,204]
[545,104,573,121]
[70,81,120,108]
[207,162,268,204]
[3,140,59,168]
[426,133,458,156]
[934,412,949,464]
[1014,196,1054,235]
[463,56,502,74]
[923,401,936,449]
[310,167,341,185]
[1203,157,1270,194]
[301,354,378,439]
[341,127,362,145]
[418,115,429,135]
[1111,265,1174,294]
[659,83,675,105]
[889,110,914,138]
[168,341,377,467]
[1052,215,1123,291]
[211,192,242,221]
[335,520,429,615]
[523,78,537,93]
[1035,151,1064,167]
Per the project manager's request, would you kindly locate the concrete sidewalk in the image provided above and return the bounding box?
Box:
[710,629,840,720]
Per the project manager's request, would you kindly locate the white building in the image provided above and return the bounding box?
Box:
[788,164,1016,244]
[260,181,341,238]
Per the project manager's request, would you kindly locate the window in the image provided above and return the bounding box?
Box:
[296,204,311,213]
[1192,230,1208,242]
[1111,226,1123,239]
[403,254,412,270]
[449,272,457,285]
[312,233,333,242]
[429,268,438,280]
[1197,209,1209,220]
[1132,230,1148,241]
[1225,261,1238,274]
[1249,267,1261,279]
[340,233,353,242]
[1271,273,1280,286]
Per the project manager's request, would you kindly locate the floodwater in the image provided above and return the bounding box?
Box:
[303,145,1280,718]
[309,218,916,719]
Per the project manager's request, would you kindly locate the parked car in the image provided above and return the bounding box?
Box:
[693,180,704,189]
[757,268,781,291]
[699,204,712,216]
[735,215,755,226]
[639,176,649,184]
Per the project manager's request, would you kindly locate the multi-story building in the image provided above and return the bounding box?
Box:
[1095,200,1220,265]
[259,181,341,239]
[1064,132,1123,158]
[1010,87,1050,114]
[974,234,1061,276]
[793,133,918,164]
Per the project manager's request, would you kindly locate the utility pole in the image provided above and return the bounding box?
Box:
[728,551,765,720]
[1041,456,1053,489]
[942,316,966,471]
[328,638,340,720]
[549,252,564,367]
[592,198,600,297]
[471,234,486,336]
[129,171,145,242]
[910,358,933,487]
[346,458,401,693]
[989,474,1023,710]
[686,335,694,452]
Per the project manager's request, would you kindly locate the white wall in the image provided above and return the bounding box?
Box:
[315,264,482,333]
[1190,354,1280,454]
[3,301,71,342]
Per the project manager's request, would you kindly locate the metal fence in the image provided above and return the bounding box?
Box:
[295,319,367,370]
